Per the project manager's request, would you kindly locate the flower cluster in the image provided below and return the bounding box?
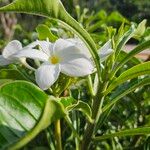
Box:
[0,38,113,90]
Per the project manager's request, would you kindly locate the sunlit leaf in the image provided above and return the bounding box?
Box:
[36,24,58,42]
[113,40,150,74]
[105,62,150,95]
[134,19,147,39]
[0,81,66,150]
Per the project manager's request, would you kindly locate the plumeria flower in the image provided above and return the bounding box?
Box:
[0,40,22,66]
[13,39,94,90]
[67,38,114,62]
[99,40,114,62]
[0,40,37,69]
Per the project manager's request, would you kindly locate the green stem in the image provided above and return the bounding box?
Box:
[87,75,95,97]
[81,83,103,149]
[45,129,55,150]
[65,116,80,141]
[54,120,62,150]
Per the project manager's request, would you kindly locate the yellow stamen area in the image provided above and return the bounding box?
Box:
[49,55,60,64]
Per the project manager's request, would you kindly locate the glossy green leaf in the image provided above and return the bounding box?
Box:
[94,127,150,141]
[103,77,150,112]
[0,81,66,150]
[105,62,150,95]
[36,24,58,41]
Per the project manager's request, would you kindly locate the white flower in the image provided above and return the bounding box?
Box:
[0,40,22,66]
[67,38,114,62]
[0,40,37,67]
[13,39,94,90]
[99,40,114,62]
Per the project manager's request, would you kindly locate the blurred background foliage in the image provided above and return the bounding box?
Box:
[62,0,150,25]
[0,0,149,47]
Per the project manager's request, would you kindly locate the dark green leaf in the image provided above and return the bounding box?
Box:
[103,77,150,112]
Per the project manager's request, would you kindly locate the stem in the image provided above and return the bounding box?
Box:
[54,120,62,150]
[81,83,103,149]
[65,116,80,141]
[87,75,95,97]
[45,129,55,150]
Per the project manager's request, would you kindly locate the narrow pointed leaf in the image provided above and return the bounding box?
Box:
[105,62,150,95]
[115,25,136,57]
[94,127,150,141]
[103,77,150,112]
[114,40,150,74]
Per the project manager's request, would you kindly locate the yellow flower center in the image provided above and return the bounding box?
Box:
[49,55,60,64]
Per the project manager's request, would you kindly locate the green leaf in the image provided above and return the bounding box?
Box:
[60,97,75,108]
[113,40,150,75]
[103,77,150,112]
[60,97,93,123]
[117,51,141,65]
[115,25,136,58]
[0,81,66,150]
[0,69,28,80]
[105,62,150,95]
[134,19,147,39]
[0,79,13,86]
[36,24,58,42]
[107,11,129,24]
[93,127,150,141]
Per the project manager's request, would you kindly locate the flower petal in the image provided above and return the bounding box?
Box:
[35,62,60,90]
[53,38,74,55]
[99,40,114,62]
[25,41,39,48]
[37,40,53,56]
[25,40,53,56]
[0,55,13,66]
[3,40,22,59]
[61,56,94,77]
[53,38,91,63]
[67,38,91,58]
[12,49,49,62]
